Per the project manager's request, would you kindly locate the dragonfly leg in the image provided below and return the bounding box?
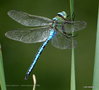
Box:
[64,33,78,38]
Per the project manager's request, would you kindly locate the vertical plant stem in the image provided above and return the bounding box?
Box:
[0,44,7,90]
[92,5,99,90]
[70,0,74,20]
[70,0,76,90]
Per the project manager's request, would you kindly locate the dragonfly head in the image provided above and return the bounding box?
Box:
[57,11,67,19]
[52,11,67,22]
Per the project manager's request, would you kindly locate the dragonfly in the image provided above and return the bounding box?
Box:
[5,10,87,80]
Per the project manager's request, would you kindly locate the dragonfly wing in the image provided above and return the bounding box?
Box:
[8,10,52,27]
[51,31,77,49]
[63,21,87,33]
[5,27,50,43]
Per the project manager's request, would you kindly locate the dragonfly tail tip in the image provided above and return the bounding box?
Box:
[24,74,29,80]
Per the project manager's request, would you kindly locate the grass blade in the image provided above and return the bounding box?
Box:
[70,0,76,90]
[0,44,7,90]
[92,5,99,90]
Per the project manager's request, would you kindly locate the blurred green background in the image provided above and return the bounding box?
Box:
[0,0,98,90]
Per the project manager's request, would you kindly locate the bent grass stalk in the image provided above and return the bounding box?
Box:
[70,0,76,90]
[92,5,99,90]
[0,44,7,90]
[32,74,36,90]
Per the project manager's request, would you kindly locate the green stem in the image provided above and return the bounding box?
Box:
[0,44,7,90]
[70,0,74,20]
[92,5,99,90]
[71,48,76,90]
[70,0,76,90]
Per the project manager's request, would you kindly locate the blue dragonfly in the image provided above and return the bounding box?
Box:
[5,10,87,80]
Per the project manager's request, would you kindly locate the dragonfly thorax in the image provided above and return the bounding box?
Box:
[53,16,65,22]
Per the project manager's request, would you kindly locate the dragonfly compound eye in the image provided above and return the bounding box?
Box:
[57,11,67,19]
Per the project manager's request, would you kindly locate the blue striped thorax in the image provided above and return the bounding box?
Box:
[52,11,67,33]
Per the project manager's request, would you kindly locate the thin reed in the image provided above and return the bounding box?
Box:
[92,5,99,90]
[69,0,76,90]
[0,44,7,90]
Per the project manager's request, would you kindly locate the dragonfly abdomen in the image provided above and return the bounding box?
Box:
[25,29,55,80]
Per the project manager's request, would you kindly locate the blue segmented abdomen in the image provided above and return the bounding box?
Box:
[25,29,55,80]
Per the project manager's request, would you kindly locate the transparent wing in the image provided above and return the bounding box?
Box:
[51,31,77,49]
[57,21,87,33]
[5,27,50,43]
[63,21,87,33]
[8,10,52,27]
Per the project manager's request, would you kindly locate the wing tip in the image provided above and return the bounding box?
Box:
[8,10,14,16]
[82,21,87,25]
[8,10,19,17]
[5,32,12,40]
[5,32,9,37]
[24,73,29,80]
[5,31,16,40]
[82,21,87,29]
